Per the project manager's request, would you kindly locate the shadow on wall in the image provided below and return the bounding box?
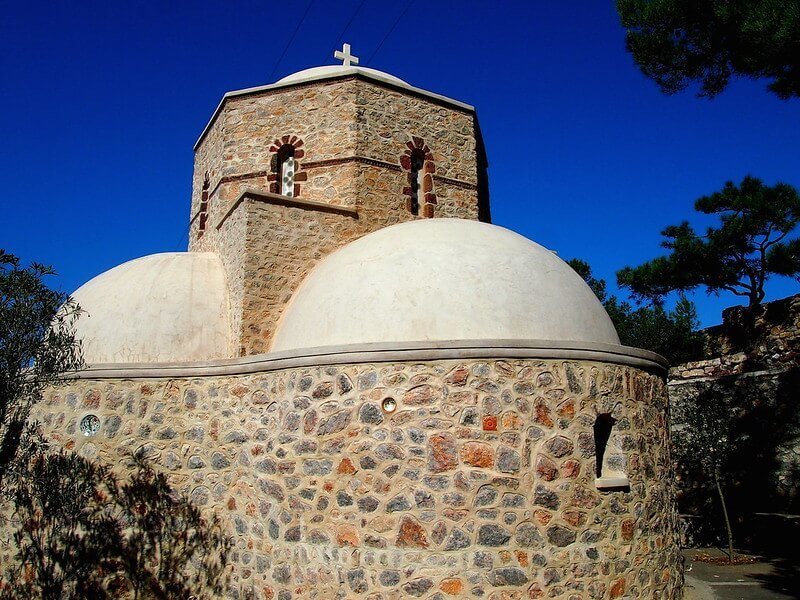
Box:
[673,369,800,552]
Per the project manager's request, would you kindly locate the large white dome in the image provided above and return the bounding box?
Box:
[71,252,231,365]
[271,219,620,352]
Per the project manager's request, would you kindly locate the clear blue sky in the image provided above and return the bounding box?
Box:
[1,0,798,327]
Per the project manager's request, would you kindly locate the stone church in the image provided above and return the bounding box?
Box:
[35,47,682,598]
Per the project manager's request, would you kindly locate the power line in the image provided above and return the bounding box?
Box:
[335,0,367,51]
[365,0,415,66]
[173,219,191,252]
[267,0,316,82]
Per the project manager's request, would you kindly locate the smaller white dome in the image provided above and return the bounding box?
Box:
[276,65,409,87]
[271,219,620,352]
[72,252,231,365]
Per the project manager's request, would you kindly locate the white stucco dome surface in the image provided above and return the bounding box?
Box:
[71,252,231,365]
[271,219,621,352]
[276,65,409,87]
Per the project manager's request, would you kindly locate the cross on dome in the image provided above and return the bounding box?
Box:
[334,43,359,67]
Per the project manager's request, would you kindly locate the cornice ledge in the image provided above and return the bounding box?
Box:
[69,339,669,380]
[216,187,358,231]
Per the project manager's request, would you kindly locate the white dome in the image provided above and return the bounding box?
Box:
[72,252,231,365]
[276,65,409,87]
[271,219,620,352]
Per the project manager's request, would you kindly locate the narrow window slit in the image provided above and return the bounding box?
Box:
[594,411,630,490]
[197,173,210,239]
[594,413,615,478]
[408,150,424,216]
[279,146,296,197]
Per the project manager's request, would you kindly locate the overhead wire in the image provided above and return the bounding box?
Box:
[365,0,415,66]
[178,1,315,252]
[173,207,194,251]
[182,0,406,252]
[267,0,316,82]
[334,0,367,52]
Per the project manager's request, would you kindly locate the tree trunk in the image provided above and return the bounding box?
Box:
[714,471,735,563]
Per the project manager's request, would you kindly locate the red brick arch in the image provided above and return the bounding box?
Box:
[267,135,307,197]
[196,172,210,239]
[400,136,436,217]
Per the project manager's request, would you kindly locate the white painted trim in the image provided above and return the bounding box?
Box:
[70,339,668,380]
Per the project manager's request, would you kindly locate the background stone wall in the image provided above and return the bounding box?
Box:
[31,357,682,599]
[701,294,800,362]
[187,76,488,355]
[670,294,800,383]
[669,294,800,543]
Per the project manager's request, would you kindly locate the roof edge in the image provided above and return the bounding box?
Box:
[194,70,475,151]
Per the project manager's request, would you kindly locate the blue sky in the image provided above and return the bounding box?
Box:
[1,0,798,327]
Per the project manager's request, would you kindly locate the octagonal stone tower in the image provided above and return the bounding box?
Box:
[188,49,490,355]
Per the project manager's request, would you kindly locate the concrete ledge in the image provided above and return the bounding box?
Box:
[216,188,358,231]
[595,476,631,490]
[72,339,669,380]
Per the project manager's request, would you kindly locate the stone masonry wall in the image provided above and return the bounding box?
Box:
[237,200,359,355]
[187,76,487,355]
[189,80,358,224]
[29,358,682,599]
[229,163,483,355]
[670,294,800,383]
[215,199,248,351]
[670,370,800,517]
[351,80,480,184]
[702,294,800,360]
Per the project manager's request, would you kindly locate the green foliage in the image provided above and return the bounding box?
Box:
[1,451,230,600]
[617,0,800,99]
[618,176,800,307]
[113,454,231,600]
[568,259,704,364]
[672,386,734,476]
[0,250,230,599]
[613,296,704,363]
[0,250,83,492]
[1,452,122,599]
[672,382,737,557]
[673,372,800,546]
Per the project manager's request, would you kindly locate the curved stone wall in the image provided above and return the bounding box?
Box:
[36,356,682,599]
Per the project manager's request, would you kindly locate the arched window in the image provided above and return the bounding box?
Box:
[594,413,616,478]
[402,137,435,217]
[197,173,210,239]
[408,150,424,216]
[594,407,630,490]
[278,145,295,197]
[269,137,306,197]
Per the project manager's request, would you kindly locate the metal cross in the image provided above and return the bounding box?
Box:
[334,43,359,67]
